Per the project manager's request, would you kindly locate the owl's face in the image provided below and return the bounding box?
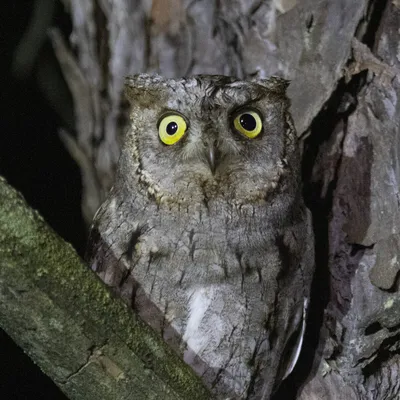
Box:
[122,74,297,205]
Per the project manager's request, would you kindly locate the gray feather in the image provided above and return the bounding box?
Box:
[87,74,315,399]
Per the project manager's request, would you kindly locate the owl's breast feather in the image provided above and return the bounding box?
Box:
[91,190,311,399]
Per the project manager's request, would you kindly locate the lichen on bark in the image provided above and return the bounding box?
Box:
[0,176,211,400]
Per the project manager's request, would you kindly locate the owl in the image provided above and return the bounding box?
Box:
[86,74,314,399]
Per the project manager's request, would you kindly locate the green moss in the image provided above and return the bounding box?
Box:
[0,176,211,400]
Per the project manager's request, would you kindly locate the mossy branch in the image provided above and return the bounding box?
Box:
[0,176,211,400]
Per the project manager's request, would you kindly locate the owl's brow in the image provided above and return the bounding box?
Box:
[200,91,268,114]
[198,82,267,111]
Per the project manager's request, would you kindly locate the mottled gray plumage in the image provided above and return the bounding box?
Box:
[86,74,314,399]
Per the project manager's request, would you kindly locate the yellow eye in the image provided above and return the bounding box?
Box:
[158,114,187,145]
[233,110,262,139]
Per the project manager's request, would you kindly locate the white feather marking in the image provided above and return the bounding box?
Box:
[282,297,308,380]
[182,287,214,361]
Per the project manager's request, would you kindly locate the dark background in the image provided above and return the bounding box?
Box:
[1,1,83,398]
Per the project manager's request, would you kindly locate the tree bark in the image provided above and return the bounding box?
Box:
[298,3,400,399]
[5,0,400,398]
[0,176,210,400]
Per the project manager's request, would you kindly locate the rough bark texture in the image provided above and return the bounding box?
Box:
[5,0,400,399]
[0,176,210,400]
[298,3,400,399]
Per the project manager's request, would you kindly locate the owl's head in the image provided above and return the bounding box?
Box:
[120,74,299,207]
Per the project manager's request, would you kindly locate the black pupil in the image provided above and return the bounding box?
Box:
[240,113,257,131]
[166,121,178,135]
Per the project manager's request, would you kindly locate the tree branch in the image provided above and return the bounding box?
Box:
[0,176,211,400]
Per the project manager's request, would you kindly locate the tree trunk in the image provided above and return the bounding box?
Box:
[298,3,400,399]
[4,0,399,399]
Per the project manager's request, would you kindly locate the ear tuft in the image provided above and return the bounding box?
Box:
[253,76,290,95]
[124,74,165,103]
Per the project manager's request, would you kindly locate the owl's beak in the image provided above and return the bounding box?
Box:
[206,142,220,175]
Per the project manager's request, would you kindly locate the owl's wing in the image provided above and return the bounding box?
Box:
[85,220,124,285]
[277,208,314,384]
[85,202,142,306]
[280,297,308,380]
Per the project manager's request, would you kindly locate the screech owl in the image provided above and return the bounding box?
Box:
[86,74,314,399]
